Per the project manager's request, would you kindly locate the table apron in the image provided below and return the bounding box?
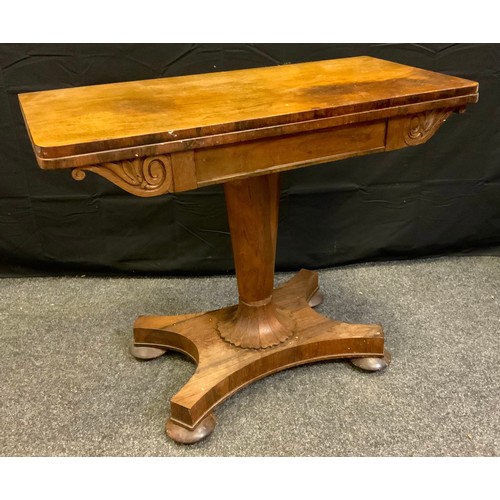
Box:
[194,121,386,187]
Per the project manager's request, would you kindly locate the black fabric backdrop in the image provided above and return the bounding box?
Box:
[1,43,499,277]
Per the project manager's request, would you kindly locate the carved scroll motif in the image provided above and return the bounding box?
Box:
[72,155,173,197]
[403,109,453,146]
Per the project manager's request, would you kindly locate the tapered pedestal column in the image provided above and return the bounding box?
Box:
[131,173,390,444]
[218,174,296,349]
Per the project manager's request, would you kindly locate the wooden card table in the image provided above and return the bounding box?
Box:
[19,56,478,444]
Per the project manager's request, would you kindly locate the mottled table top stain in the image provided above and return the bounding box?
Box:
[19,56,477,159]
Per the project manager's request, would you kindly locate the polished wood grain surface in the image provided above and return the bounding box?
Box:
[19,57,478,443]
[19,56,478,162]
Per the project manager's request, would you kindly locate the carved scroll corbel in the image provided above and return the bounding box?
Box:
[386,108,454,151]
[72,155,173,197]
[403,109,453,146]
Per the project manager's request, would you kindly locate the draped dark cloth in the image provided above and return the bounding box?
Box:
[1,43,499,276]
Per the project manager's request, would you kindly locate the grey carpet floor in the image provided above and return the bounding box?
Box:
[0,255,498,457]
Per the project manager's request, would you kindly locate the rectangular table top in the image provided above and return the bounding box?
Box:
[19,56,478,167]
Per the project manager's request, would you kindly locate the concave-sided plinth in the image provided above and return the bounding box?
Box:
[131,173,390,444]
[132,269,388,443]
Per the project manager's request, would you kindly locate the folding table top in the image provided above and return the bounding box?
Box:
[19,55,478,169]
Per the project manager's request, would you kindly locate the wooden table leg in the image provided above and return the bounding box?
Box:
[219,173,296,349]
[131,173,390,444]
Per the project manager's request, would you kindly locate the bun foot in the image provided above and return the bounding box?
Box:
[166,414,216,444]
[308,288,324,307]
[351,349,392,372]
[130,343,167,360]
